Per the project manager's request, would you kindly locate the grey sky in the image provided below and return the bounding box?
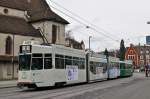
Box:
[47,0,150,51]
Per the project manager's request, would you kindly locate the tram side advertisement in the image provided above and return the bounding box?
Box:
[66,65,78,81]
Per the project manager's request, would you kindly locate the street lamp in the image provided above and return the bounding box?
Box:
[89,36,92,52]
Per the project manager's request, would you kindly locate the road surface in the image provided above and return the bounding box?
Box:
[0,73,148,99]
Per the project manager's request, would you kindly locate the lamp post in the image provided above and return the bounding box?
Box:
[89,36,92,52]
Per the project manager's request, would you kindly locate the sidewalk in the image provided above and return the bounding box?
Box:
[0,80,17,88]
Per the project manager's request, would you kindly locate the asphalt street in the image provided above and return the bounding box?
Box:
[0,73,148,99]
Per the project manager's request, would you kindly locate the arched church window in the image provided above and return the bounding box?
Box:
[5,36,12,55]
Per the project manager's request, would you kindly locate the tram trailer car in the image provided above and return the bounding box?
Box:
[18,43,87,88]
[107,57,120,79]
[119,60,133,77]
[87,53,108,82]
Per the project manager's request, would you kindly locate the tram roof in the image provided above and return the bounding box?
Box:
[24,44,86,57]
[30,44,85,51]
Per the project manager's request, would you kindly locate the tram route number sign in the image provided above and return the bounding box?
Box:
[66,65,78,81]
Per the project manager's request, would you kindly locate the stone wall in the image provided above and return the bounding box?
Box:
[0,62,18,80]
[32,21,66,45]
[0,33,43,56]
[0,33,43,80]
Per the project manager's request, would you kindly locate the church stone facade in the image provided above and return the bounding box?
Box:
[0,0,69,80]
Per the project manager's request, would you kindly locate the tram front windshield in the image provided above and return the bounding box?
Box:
[19,55,31,71]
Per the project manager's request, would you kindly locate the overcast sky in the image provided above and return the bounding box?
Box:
[47,0,150,52]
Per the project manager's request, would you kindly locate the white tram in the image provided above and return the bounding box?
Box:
[87,53,108,82]
[18,42,86,88]
[107,57,120,79]
[18,41,120,88]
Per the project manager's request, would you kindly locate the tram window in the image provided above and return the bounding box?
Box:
[65,56,72,66]
[44,54,52,57]
[95,62,99,67]
[125,64,128,69]
[90,62,93,72]
[73,57,79,66]
[102,63,107,73]
[128,64,132,69]
[79,58,85,69]
[56,55,64,58]
[55,54,64,69]
[73,57,79,60]
[32,54,42,57]
[19,55,31,71]
[90,61,96,74]
[65,56,72,59]
[32,58,43,70]
[65,59,72,66]
[44,58,52,69]
[73,60,79,66]
[120,63,125,69]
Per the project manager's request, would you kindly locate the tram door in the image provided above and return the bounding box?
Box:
[31,53,44,82]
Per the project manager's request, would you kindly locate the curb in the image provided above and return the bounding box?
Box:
[0,85,17,89]
[0,80,17,89]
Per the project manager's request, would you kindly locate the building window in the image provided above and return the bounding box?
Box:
[128,55,135,60]
[57,26,60,42]
[130,50,133,54]
[3,8,8,14]
[140,60,144,65]
[5,36,12,55]
[140,55,143,60]
[146,55,149,59]
[146,50,149,54]
[52,25,57,44]
[140,50,143,54]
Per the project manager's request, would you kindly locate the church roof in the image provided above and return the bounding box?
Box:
[0,0,28,10]
[0,0,69,24]
[0,15,41,37]
[27,0,69,24]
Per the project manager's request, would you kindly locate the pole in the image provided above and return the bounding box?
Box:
[89,36,92,51]
[12,34,14,79]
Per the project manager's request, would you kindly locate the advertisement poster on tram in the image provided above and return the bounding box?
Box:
[66,65,78,81]
[96,67,103,74]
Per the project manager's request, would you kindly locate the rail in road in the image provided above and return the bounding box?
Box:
[0,73,145,99]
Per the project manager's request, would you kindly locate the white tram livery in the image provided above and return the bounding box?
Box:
[87,53,108,82]
[18,41,109,88]
[107,57,120,79]
[18,41,86,88]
